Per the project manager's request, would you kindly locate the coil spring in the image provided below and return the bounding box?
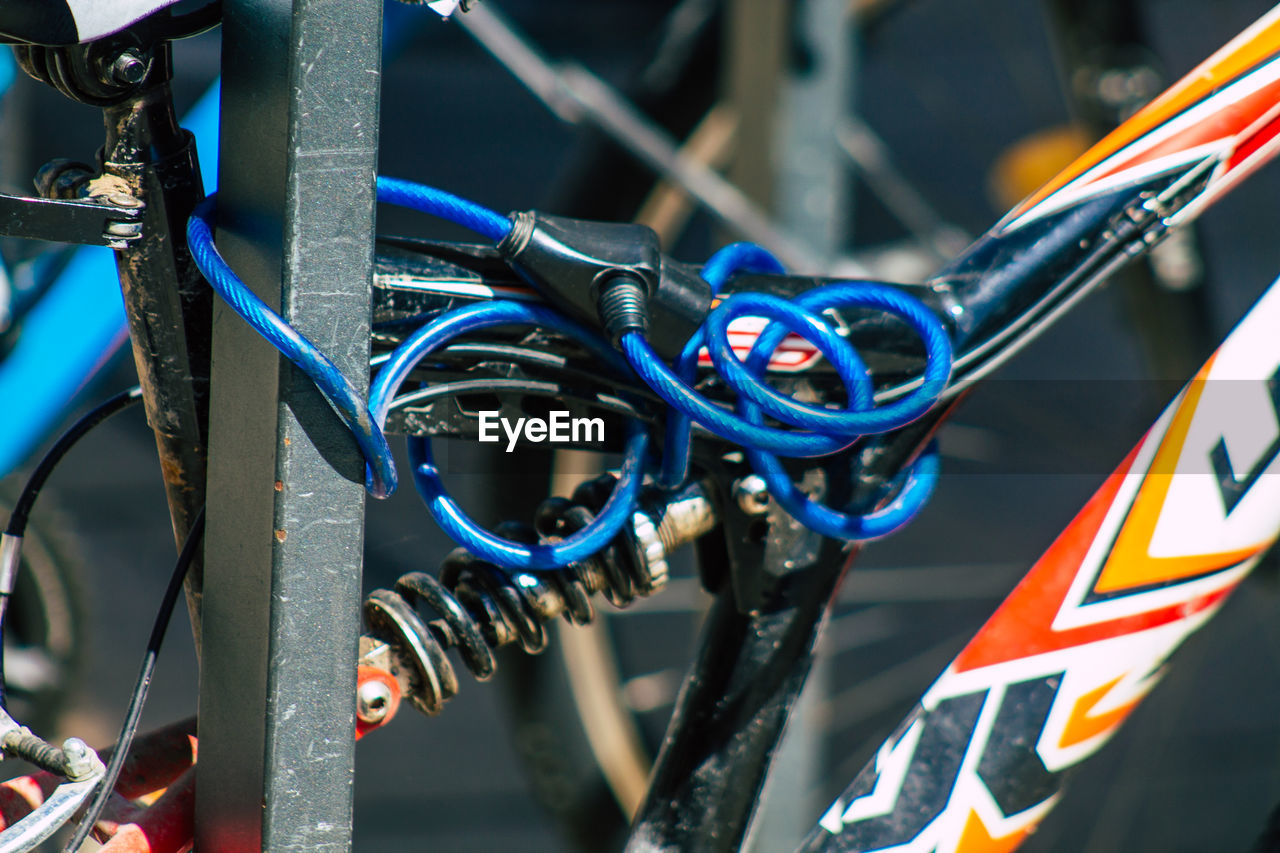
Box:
[363,474,698,716]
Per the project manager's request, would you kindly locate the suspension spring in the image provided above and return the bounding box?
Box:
[361,477,717,716]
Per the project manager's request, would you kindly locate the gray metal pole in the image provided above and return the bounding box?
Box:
[750,1,853,848]
[196,0,382,848]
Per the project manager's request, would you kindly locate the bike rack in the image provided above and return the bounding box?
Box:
[196,0,382,847]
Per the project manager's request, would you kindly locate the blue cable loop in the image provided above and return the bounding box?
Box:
[733,285,949,539]
[187,196,398,498]
[700,242,785,293]
[708,284,952,434]
[376,176,513,243]
[658,243,786,487]
[368,300,649,570]
[624,332,866,458]
[621,245,953,539]
[746,438,941,540]
[189,172,952,561]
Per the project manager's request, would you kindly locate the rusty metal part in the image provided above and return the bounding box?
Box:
[0,728,100,780]
[95,44,211,650]
[24,37,213,651]
[0,188,143,248]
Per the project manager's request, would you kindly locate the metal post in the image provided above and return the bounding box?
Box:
[773,0,854,267]
[752,1,854,846]
[196,0,382,848]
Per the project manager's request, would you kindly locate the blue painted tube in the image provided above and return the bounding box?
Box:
[0,81,221,477]
[0,0,429,478]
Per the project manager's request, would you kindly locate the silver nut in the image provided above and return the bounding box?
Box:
[104,222,143,244]
[357,679,394,724]
[630,510,669,591]
[61,737,97,781]
[106,52,148,86]
[733,475,771,516]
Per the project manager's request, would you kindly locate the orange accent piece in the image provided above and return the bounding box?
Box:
[953,439,1240,674]
[355,664,403,740]
[1057,676,1142,749]
[1009,8,1280,219]
[988,124,1092,211]
[1094,363,1270,594]
[954,810,1032,853]
[1094,75,1280,190]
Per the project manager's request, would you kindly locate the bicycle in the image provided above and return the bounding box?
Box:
[0,0,1280,845]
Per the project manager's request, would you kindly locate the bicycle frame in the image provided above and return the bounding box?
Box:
[797,8,1280,851]
[262,5,1280,849]
[420,3,1280,849]
[7,3,1280,851]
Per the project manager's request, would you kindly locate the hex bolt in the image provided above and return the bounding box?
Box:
[60,737,95,781]
[357,679,394,724]
[103,50,148,87]
[733,475,771,516]
[628,481,718,592]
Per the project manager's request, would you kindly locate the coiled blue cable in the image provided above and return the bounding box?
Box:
[187,196,398,498]
[186,180,515,500]
[622,244,953,541]
[190,174,953,563]
[658,243,785,488]
[368,300,649,570]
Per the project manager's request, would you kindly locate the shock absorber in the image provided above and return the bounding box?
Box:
[360,477,717,716]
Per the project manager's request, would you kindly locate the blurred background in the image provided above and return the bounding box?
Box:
[3,0,1280,850]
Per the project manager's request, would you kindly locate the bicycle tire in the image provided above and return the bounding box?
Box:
[0,481,87,735]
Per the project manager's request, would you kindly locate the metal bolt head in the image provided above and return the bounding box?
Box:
[105,191,144,209]
[357,679,394,724]
[105,51,148,87]
[61,737,96,781]
[733,475,771,516]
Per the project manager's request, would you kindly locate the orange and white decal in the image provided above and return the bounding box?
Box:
[814,279,1280,852]
[1001,4,1280,233]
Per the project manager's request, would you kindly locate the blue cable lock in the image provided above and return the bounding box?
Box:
[187,176,955,568]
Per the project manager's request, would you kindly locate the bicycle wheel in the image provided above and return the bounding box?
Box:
[0,483,86,734]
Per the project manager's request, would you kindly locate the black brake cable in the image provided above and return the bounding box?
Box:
[3,387,143,538]
[0,387,144,711]
[62,506,205,853]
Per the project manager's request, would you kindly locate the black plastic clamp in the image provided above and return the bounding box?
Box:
[497,211,712,360]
